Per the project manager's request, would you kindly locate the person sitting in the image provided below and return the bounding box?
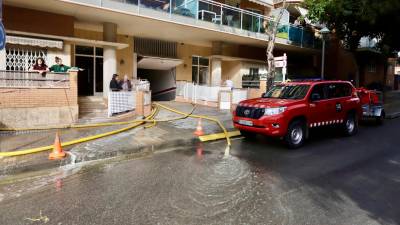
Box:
[109,74,122,91]
[30,57,49,77]
[120,75,132,91]
[49,57,71,73]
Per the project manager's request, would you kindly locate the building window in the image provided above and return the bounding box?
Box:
[249,68,259,75]
[5,47,47,71]
[367,61,377,73]
[192,56,209,85]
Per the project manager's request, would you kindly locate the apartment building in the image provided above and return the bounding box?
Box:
[1,0,320,101]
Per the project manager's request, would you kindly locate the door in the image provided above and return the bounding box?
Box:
[308,84,330,127]
[326,83,353,122]
[76,56,94,96]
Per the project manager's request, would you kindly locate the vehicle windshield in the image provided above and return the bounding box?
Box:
[263,85,310,99]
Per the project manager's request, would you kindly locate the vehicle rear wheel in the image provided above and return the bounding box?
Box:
[343,112,358,136]
[240,130,255,139]
[376,110,385,125]
[285,120,306,149]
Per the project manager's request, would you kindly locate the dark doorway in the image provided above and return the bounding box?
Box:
[75,46,104,96]
[76,56,94,96]
[95,58,103,93]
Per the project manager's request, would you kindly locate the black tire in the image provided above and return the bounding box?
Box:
[240,130,255,139]
[376,110,385,125]
[343,112,358,136]
[284,120,306,149]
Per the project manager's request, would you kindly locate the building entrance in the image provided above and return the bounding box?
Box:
[75,45,103,96]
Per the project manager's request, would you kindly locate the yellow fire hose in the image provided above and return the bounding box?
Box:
[154,103,231,147]
[0,107,158,157]
[0,103,231,157]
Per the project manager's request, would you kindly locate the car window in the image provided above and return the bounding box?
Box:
[263,85,310,100]
[326,83,352,99]
[310,84,327,101]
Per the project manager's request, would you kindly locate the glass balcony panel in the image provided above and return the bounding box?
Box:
[222,8,240,28]
[198,0,222,23]
[242,12,259,32]
[276,23,289,39]
[140,0,170,12]
[126,0,139,5]
[288,26,302,45]
[172,0,196,18]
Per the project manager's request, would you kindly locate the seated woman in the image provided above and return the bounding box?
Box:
[30,57,49,77]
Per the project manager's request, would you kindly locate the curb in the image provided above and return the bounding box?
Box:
[0,136,200,176]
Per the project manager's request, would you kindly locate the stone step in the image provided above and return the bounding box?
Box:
[79,109,108,113]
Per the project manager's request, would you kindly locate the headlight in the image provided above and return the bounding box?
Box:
[264,107,287,116]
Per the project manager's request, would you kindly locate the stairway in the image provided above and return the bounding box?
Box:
[78,96,108,122]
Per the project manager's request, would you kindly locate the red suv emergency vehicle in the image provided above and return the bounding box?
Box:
[233,80,362,148]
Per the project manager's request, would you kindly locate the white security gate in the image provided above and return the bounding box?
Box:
[108,91,136,117]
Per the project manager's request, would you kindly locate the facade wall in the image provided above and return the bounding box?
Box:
[176,43,212,82]
[240,0,270,15]
[0,72,79,128]
[116,35,134,79]
[3,5,74,37]
[221,61,242,88]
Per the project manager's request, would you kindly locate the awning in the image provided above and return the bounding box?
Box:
[248,0,273,7]
[6,35,63,49]
[6,30,129,49]
[138,56,183,70]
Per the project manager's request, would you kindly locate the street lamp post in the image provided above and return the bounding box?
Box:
[320,27,330,80]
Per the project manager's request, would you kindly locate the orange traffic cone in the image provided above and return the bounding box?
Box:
[193,119,204,136]
[49,132,66,160]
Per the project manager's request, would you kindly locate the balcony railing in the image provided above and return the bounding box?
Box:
[70,0,317,48]
[0,71,70,88]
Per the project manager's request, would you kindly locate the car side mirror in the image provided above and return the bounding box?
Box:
[311,93,321,101]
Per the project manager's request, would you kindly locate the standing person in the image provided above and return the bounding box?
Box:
[49,57,71,73]
[120,74,132,91]
[109,74,122,91]
[30,57,49,77]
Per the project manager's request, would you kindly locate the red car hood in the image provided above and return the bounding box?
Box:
[239,98,301,108]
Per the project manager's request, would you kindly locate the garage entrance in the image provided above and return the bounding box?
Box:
[137,56,182,101]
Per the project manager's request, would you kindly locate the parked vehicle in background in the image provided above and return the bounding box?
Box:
[357,88,385,124]
[233,80,362,148]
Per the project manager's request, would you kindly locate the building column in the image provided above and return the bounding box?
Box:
[211,58,222,86]
[103,22,117,98]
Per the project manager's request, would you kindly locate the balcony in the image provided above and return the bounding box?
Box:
[67,0,317,49]
[0,71,70,88]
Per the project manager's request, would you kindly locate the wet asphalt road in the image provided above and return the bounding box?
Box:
[0,119,400,225]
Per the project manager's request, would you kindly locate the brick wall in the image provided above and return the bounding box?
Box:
[0,71,78,108]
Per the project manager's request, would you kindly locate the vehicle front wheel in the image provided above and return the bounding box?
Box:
[285,120,306,149]
[343,113,358,136]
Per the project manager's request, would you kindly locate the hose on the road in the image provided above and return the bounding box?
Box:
[0,102,230,157]
[0,107,159,157]
[154,103,231,147]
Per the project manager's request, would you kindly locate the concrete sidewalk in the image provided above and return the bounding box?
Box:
[0,102,234,175]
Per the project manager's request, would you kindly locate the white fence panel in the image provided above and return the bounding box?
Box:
[232,89,248,104]
[108,91,136,117]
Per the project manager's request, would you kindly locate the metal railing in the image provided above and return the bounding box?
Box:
[70,0,317,48]
[0,71,70,88]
